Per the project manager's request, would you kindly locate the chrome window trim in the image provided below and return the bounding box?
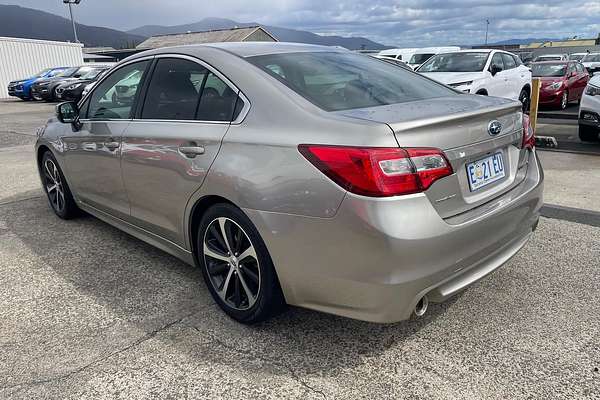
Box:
[78,53,251,125]
[137,53,250,125]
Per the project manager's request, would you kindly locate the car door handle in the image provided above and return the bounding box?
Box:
[179,145,205,158]
[104,141,120,151]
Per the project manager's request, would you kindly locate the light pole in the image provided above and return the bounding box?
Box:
[63,0,82,43]
[485,19,490,45]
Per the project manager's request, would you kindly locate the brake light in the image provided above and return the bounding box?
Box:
[298,145,453,197]
[522,114,535,150]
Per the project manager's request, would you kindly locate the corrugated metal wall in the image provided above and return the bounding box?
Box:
[0,37,84,99]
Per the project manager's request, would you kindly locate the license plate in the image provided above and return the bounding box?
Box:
[466,152,505,191]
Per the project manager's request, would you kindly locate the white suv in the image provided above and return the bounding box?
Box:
[582,53,600,76]
[579,74,600,142]
[417,50,532,112]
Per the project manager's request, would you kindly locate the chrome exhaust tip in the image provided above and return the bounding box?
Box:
[414,295,429,317]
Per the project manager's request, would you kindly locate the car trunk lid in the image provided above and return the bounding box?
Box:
[336,95,528,219]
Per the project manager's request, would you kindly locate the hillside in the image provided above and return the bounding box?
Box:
[0,5,144,48]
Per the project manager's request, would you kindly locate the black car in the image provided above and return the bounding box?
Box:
[55,67,110,102]
[30,65,108,102]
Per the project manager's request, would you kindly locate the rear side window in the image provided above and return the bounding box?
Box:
[501,54,516,69]
[247,51,455,112]
[196,72,239,122]
[141,58,207,120]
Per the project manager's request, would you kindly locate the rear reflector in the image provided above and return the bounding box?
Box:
[522,114,535,150]
[298,145,453,197]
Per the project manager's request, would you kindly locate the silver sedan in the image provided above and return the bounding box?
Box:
[36,42,543,324]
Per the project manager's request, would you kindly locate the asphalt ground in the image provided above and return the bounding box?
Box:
[1,99,599,399]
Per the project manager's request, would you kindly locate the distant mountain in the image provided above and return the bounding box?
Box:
[128,17,390,50]
[0,5,144,48]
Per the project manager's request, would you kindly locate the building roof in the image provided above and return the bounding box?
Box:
[523,39,597,49]
[136,26,277,50]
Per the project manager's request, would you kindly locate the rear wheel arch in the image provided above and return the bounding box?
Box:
[36,145,52,174]
[188,195,236,263]
[476,89,488,95]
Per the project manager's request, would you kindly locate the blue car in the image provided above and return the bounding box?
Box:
[7,67,69,100]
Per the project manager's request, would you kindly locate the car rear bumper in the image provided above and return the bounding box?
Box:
[245,150,543,323]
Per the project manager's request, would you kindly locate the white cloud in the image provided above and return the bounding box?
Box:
[2,0,599,46]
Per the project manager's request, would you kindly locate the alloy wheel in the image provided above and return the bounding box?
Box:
[561,92,568,109]
[519,90,530,114]
[203,217,261,310]
[43,159,65,213]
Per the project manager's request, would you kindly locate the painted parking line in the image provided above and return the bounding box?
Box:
[541,204,600,228]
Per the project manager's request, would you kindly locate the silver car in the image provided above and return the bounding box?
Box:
[36,43,543,324]
[578,74,600,142]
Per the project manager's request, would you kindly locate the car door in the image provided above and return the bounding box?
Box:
[573,63,589,99]
[121,56,244,246]
[486,52,506,98]
[62,59,151,220]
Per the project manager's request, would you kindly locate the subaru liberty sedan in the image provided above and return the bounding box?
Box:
[37,43,543,324]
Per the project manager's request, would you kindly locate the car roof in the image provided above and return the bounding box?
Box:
[176,42,348,58]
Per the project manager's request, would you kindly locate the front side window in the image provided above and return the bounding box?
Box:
[86,60,150,120]
[501,54,516,69]
[490,53,504,72]
[410,53,435,64]
[141,58,207,120]
[248,51,455,112]
[418,52,489,73]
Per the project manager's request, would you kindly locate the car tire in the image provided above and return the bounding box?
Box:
[519,88,530,114]
[197,203,286,324]
[560,91,568,110]
[579,125,600,142]
[32,93,42,101]
[40,151,80,219]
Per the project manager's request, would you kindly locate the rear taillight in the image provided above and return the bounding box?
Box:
[298,145,453,197]
[522,114,535,150]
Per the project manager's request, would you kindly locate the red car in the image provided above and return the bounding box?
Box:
[532,61,589,109]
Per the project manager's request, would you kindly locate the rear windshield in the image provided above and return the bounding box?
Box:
[247,51,455,112]
[569,54,585,62]
[531,63,567,77]
[418,52,489,72]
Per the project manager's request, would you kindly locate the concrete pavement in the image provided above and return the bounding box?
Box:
[1,99,599,399]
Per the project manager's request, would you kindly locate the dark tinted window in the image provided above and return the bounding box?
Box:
[142,58,206,120]
[501,53,516,69]
[491,53,504,72]
[196,72,239,121]
[87,60,149,120]
[248,52,455,112]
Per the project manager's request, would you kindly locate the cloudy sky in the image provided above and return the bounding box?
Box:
[3,0,600,46]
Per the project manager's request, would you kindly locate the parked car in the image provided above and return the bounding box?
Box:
[38,43,542,324]
[534,54,568,62]
[7,67,69,101]
[31,65,108,102]
[417,49,532,112]
[569,53,588,62]
[578,74,600,142]
[407,46,461,70]
[531,61,589,109]
[377,48,419,63]
[55,67,110,102]
[582,53,600,76]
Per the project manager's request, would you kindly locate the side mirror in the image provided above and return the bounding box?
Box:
[490,65,502,76]
[56,101,79,124]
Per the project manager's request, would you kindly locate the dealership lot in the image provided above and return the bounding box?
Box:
[1,99,599,399]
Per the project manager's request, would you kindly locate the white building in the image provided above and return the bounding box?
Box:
[0,37,83,99]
